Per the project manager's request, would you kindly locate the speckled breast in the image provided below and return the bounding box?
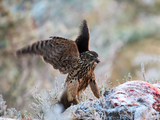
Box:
[77,72,92,92]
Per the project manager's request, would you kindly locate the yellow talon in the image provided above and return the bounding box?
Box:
[76,99,80,104]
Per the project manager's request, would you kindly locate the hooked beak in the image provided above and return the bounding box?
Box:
[95,57,100,63]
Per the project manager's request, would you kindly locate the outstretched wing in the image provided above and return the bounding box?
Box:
[89,73,100,99]
[16,37,79,74]
[75,20,90,53]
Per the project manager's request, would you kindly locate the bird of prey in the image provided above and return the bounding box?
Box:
[16,20,100,109]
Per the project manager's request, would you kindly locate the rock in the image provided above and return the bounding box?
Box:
[66,81,160,120]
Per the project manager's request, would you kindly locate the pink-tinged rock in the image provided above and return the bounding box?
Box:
[74,81,160,120]
[107,81,160,112]
[103,81,160,119]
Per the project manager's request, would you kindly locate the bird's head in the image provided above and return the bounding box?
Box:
[80,51,100,66]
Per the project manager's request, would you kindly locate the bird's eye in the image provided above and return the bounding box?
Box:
[90,55,93,58]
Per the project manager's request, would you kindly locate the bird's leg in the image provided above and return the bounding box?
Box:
[77,91,81,100]
[76,90,83,103]
[75,98,80,104]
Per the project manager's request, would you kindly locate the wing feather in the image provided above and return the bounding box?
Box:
[75,20,90,53]
[89,74,100,99]
[16,37,79,74]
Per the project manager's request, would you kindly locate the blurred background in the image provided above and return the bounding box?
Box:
[1,0,160,114]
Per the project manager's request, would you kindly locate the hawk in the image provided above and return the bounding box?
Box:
[16,20,100,109]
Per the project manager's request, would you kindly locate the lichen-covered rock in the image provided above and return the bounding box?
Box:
[71,81,160,120]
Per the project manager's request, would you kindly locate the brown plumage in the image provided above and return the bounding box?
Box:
[16,20,100,110]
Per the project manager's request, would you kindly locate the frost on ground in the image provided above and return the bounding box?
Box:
[71,81,160,120]
[1,80,160,120]
[0,95,22,119]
